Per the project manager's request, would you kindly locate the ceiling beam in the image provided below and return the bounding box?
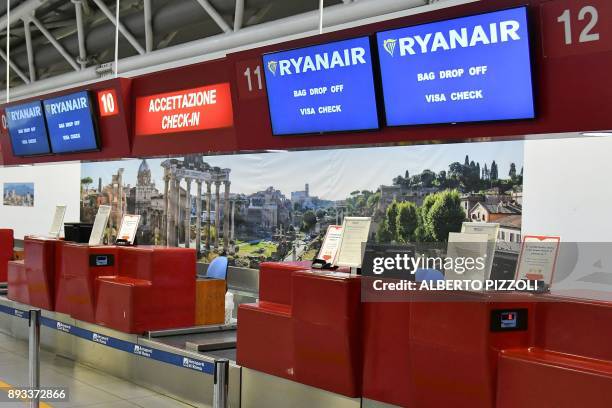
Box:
[0,48,30,83]
[233,0,244,32]
[91,0,145,55]
[143,0,153,52]
[194,0,231,33]
[73,0,88,69]
[29,15,80,71]
[0,0,47,32]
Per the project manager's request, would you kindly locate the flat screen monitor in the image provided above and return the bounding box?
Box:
[5,100,51,156]
[376,7,535,126]
[262,36,380,135]
[43,90,99,153]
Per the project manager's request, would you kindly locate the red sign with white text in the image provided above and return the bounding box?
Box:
[134,82,233,136]
[97,89,120,117]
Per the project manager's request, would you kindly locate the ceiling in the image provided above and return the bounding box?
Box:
[0,0,346,87]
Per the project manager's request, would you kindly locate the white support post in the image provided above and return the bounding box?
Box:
[233,0,244,32]
[23,19,36,81]
[195,0,231,33]
[143,0,153,52]
[73,0,87,69]
[319,0,324,34]
[114,0,119,77]
[5,0,9,102]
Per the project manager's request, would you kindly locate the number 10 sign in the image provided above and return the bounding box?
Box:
[541,0,612,57]
[97,89,120,117]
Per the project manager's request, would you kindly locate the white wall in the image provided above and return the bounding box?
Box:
[523,136,612,242]
[0,162,81,239]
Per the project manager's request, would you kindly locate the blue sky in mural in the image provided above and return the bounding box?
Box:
[82,141,523,201]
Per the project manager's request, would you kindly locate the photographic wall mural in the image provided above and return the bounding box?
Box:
[80,141,524,268]
[3,182,35,207]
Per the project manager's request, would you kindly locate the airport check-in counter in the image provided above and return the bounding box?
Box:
[238,262,612,408]
[4,237,612,408]
[8,238,198,333]
[0,229,13,282]
[1,235,239,407]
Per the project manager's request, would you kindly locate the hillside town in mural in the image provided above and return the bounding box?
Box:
[81,147,523,268]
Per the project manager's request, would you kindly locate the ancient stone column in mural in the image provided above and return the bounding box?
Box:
[168,174,177,246]
[196,180,202,256]
[223,181,231,253]
[184,178,192,248]
[175,177,181,246]
[214,181,221,250]
[206,181,212,249]
[231,200,235,241]
[163,174,170,245]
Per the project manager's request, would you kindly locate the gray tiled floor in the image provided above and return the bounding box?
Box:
[0,332,194,407]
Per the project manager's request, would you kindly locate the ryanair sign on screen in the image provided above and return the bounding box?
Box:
[134,83,234,136]
[265,47,368,77]
[262,36,379,135]
[376,7,535,126]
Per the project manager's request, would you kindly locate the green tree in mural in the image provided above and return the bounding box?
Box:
[386,200,400,239]
[420,169,436,188]
[437,170,447,188]
[424,190,465,242]
[366,192,380,214]
[490,161,499,181]
[376,219,393,243]
[80,177,93,192]
[302,210,317,232]
[414,194,438,242]
[396,202,418,243]
[509,162,517,180]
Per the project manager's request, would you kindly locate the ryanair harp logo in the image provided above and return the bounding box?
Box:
[267,60,278,76]
[383,39,397,57]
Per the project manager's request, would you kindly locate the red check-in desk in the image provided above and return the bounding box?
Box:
[55,243,118,322]
[8,240,197,334]
[237,263,363,397]
[406,292,533,408]
[8,237,64,310]
[95,246,197,333]
[7,260,28,304]
[0,229,14,282]
[497,297,612,408]
[362,290,612,408]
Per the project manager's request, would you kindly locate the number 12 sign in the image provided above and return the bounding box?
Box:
[541,0,612,57]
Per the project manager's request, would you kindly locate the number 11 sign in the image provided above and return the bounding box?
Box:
[541,0,612,57]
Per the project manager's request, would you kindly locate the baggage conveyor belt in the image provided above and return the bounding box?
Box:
[146,323,238,362]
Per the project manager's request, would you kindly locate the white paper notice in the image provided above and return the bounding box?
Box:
[116,214,141,245]
[515,236,561,284]
[462,222,499,279]
[49,205,67,238]
[317,225,343,264]
[335,217,372,268]
[445,232,489,284]
[89,205,111,246]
